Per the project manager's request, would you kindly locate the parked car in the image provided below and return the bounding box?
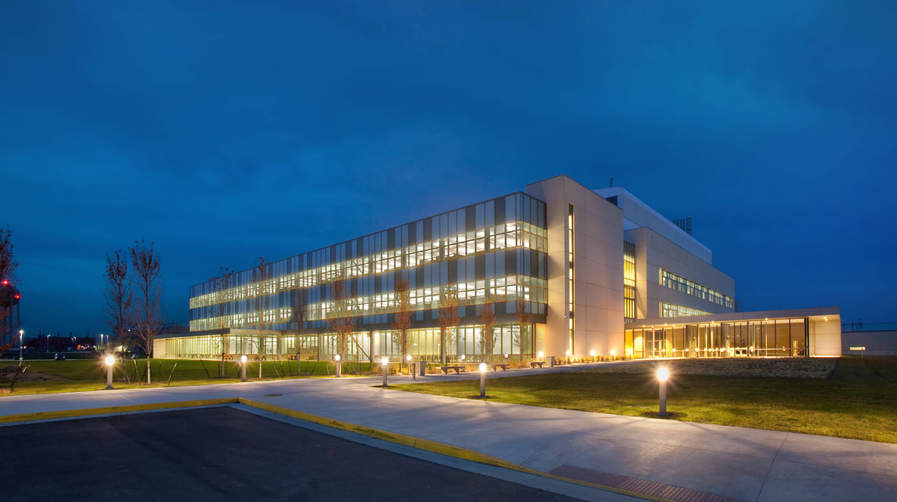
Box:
[54,353,66,361]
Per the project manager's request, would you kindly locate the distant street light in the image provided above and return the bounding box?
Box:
[657,368,670,417]
[381,357,389,387]
[479,362,488,398]
[105,356,115,390]
[240,355,248,382]
[19,329,24,363]
[334,354,342,378]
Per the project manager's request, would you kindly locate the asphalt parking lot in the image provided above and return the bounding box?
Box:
[1,406,590,502]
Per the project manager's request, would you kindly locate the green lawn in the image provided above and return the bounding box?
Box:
[392,357,897,444]
[0,358,373,396]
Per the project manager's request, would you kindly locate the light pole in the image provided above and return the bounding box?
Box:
[381,357,389,387]
[240,355,247,382]
[19,329,24,362]
[657,368,669,417]
[334,354,341,378]
[405,354,412,378]
[479,362,487,398]
[105,356,115,390]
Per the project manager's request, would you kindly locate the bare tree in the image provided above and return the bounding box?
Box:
[103,251,132,354]
[328,279,355,363]
[480,295,496,363]
[0,226,19,341]
[438,284,460,364]
[217,266,234,377]
[130,239,162,384]
[391,274,412,363]
[291,287,307,373]
[255,257,268,379]
[515,299,532,360]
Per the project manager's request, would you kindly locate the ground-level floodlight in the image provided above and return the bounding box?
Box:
[104,355,115,390]
[240,355,248,382]
[657,367,670,417]
[334,354,342,378]
[479,362,488,398]
[381,357,389,387]
[610,349,616,361]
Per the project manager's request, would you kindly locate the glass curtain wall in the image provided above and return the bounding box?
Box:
[624,318,808,358]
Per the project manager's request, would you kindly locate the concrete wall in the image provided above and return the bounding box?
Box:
[841,331,897,356]
[153,338,167,359]
[810,320,842,356]
[626,227,734,319]
[526,175,624,358]
[596,187,713,264]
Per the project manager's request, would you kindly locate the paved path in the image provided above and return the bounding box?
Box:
[2,364,896,502]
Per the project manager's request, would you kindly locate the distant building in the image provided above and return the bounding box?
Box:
[157,175,841,361]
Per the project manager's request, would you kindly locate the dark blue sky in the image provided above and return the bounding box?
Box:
[2,1,895,337]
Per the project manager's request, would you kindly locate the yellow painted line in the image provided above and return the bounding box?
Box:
[0,398,240,425]
[237,398,672,502]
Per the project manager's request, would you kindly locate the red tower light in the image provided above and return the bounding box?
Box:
[1,280,8,286]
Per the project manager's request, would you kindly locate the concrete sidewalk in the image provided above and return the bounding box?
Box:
[1,369,896,502]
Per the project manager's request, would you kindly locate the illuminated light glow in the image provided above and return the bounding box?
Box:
[478,363,487,373]
[627,349,633,356]
[241,355,247,363]
[657,368,669,382]
[381,357,389,366]
[610,349,616,356]
[590,350,596,356]
[334,354,341,361]
[565,350,571,357]
[105,356,115,366]
[460,354,466,361]
[537,351,543,359]
[406,354,412,362]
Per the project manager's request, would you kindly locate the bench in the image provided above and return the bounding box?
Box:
[490,363,510,371]
[439,365,465,374]
[529,361,545,368]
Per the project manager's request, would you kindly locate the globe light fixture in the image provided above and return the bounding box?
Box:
[334,353,342,378]
[381,357,389,387]
[478,362,488,398]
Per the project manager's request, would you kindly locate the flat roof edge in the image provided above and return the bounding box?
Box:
[628,306,841,326]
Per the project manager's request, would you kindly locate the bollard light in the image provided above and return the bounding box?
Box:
[627,348,633,359]
[590,349,596,362]
[104,355,115,390]
[406,354,413,379]
[657,368,669,417]
[241,355,248,382]
[334,354,341,378]
[610,349,616,361]
[537,351,543,360]
[460,354,466,362]
[381,357,389,387]
[479,362,487,398]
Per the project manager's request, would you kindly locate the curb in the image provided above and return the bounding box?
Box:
[0,398,239,424]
